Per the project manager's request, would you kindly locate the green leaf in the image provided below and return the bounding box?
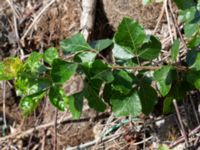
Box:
[90,39,113,52]
[188,36,200,48]
[49,86,69,111]
[111,91,142,117]
[154,66,173,96]
[20,91,45,116]
[60,33,92,54]
[179,7,197,23]
[112,44,133,60]
[184,23,199,38]
[84,83,106,112]
[171,39,180,62]
[44,47,59,65]
[51,59,78,84]
[90,60,114,83]
[187,50,200,70]
[76,51,96,64]
[138,84,157,115]
[138,35,161,60]
[174,0,195,10]
[0,57,23,80]
[187,70,200,90]
[24,52,46,75]
[69,92,84,119]
[114,17,146,55]
[111,70,133,94]
[15,77,51,96]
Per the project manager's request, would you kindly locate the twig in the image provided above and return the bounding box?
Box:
[164,0,173,43]
[53,109,58,150]
[168,0,187,50]
[20,0,55,42]
[0,113,109,142]
[170,124,200,148]
[2,81,7,128]
[66,133,122,150]
[189,95,200,124]
[153,0,165,34]
[132,136,153,146]
[111,65,188,71]
[6,0,20,18]
[0,115,71,142]
[173,99,189,147]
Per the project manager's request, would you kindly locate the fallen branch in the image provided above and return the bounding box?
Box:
[0,113,109,143]
[80,0,97,40]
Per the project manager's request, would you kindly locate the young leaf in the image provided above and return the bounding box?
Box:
[112,44,133,60]
[44,47,59,65]
[24,52,46,75]
[171,39,180,62]
[60,33,92,54]
[138,84,157,115]
[154,66,173,96]
[20,91,45,116]
[138,36,161,60]
[49,86,69,111]
[111,91,142,117]
[51,59,78,84]
[68,92,84,119]
[0,57,22,80]
[90,60,114,83]
[111,70,133,94]
[90,39,113,52]
[114,17,146,55]
[84,83,106,112]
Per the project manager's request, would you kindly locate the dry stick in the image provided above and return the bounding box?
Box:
[168,0,187,49]
[153,0,165,34]
[54,109,58,150]
[66,133,122,150]
[170,124,200,148]
[20,0,55,42]
[164,0,173,44]
[111,65,187,71]
[80,0,97,40]
[173,99,189,147]
[189,95,200,124]
[6,0,20,18]
[0,115,71,142]
[0,114,109,143]
[2,81,7,128]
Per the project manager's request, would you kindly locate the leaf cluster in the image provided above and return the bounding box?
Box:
[1,2,200,118]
